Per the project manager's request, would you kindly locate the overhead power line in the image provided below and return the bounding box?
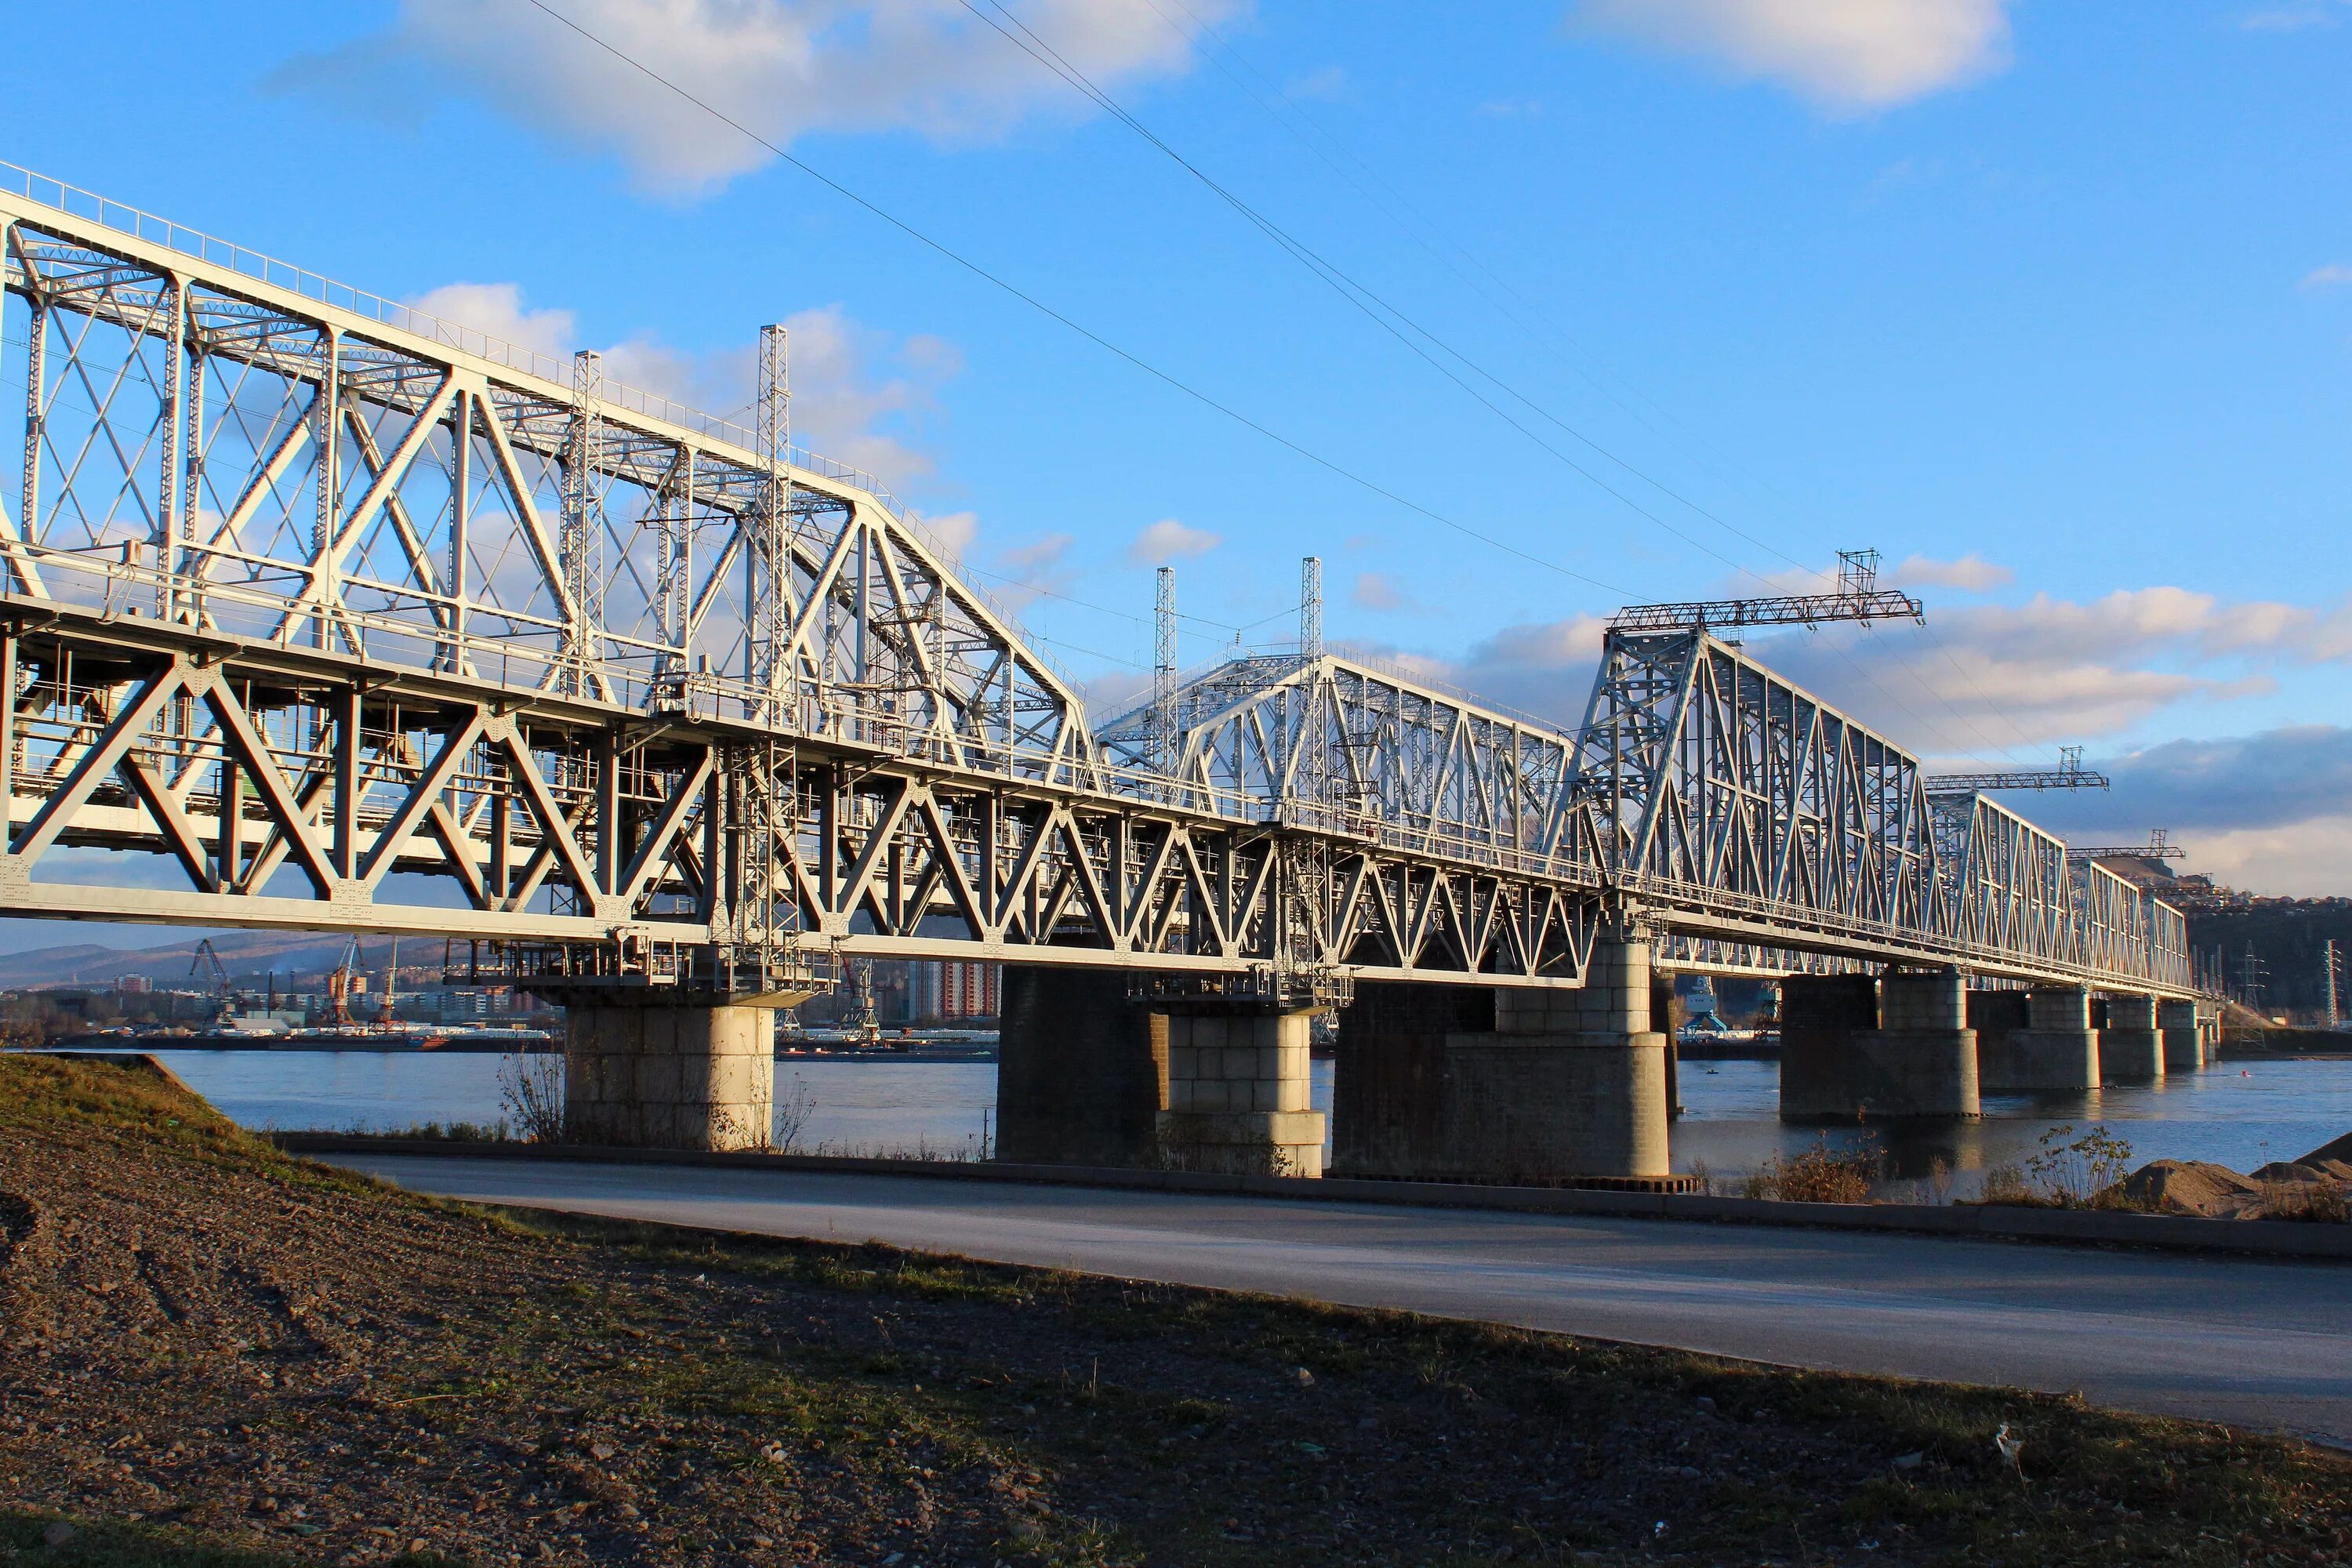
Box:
[978,0,2054,774]
[952,0,1784,587]
[517,0,1628,600]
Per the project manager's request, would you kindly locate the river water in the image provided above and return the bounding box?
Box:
[80,1048,2352,1190]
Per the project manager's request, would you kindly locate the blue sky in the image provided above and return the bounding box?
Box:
[5,0,2352,903]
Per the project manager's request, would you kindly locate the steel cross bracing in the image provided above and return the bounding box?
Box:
[1564,628,2192,993]
[0,169,2194,1000]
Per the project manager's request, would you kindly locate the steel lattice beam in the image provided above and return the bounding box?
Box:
[0,167,2200,1000]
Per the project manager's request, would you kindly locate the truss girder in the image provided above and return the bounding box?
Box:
[0,180,2194,997]
[0,191,1093,800]
[1570,629,2191,992]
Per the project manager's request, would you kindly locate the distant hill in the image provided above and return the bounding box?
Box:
[2187,900,2352,1020]
[0,928,407,992]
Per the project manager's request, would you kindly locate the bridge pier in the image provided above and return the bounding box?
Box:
[1158,1008,1327,1178]
[1443,939,1672,1182]
[1975,985,2101,1092]
[1781,971,1978,1120]
[996,966,1167,1167]
[2100,993,2165,1082]
[562,1002,782,1151]
[2158,999,2204,1071]
[1331,980,1493,1179]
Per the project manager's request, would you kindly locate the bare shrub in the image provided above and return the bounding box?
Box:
[497,1050,566,1143]
[1745,1137,1878,1204]
[1979,1163,2034,1206]
[774,1075,816,1153]
[2027,1123,2136,1207]
[2258,1178,2350,1225]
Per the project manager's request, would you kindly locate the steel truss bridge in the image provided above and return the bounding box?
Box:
[0,168,2192,1006]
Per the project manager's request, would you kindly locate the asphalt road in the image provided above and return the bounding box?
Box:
[334,1154,2352,1443]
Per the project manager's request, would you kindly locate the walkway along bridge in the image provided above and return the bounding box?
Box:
[0,167,2209,1181]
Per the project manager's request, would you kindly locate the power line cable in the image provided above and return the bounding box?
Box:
[517,0,1630,601]
[982,0,2052,768]
[1131,0,2060,770]
[1131,0,1817,566]
[516,0,2050,776]
[955,0,1778,585]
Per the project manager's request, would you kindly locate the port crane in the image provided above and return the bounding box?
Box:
[188,938,236,1022]
[324,935,364,1028]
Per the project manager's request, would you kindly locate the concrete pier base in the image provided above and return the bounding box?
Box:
[1975,986,2101,1092]
[1781,971,1978,1120]
[1445,940,1671,1181]
[563,1003,777,1151]
[1159,1011,1326,1177]
[2101,993,2165,1083]
[1332,981,1494,1179]
[996,966,1167,1167]
[2158,999,2205,1072]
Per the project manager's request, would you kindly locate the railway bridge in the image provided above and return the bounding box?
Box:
[0,166,2208,1181]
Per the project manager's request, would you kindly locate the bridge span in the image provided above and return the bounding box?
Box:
[0,165,2211,1182]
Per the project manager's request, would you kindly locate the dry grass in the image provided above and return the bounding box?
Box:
[6,1054,2352,1567]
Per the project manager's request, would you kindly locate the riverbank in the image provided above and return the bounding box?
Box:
[6,1055,2352,1566]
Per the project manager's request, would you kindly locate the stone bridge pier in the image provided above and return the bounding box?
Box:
[2158,998,2204,1070]
[995,967,1168,1167]
[1975,985,2101,1092]
[557,992,812,1151]
[2100,993,2165,1083]
[1780,969,1979,1120]
[995,965,1327,1176]
[1334,939,1671,1184]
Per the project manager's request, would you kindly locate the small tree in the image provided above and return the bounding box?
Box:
[2025,1123,2135,1207]
[774,1075,816,1152]
[498,1050,566,1143]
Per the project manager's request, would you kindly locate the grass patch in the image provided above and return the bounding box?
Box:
[5,1052,2351,1567]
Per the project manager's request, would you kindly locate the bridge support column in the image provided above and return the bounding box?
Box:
[1968,989,2028,1091]
[2101,993,2164,1082]
[1975,986,2101,1091]
[1158,1009,1327,1178]
[2158,999,2205,1072]
[996,966,1167,1167]
[563,1003,778,1151]
[1332,980,1493,1179]
[1441,938,1671,1181]
[1781,971,1977,1120]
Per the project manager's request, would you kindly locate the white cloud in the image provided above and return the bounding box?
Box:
[1127,518,1221,566]
[1286,65,1348,101]
[1893,552,2012,593]
[1350,571,1423,614]
[405,281,576,357]
[2178,815,2352,895]
[981,532,1076,612]
[2301,263,2352,289]
[1368,613,1611,725]
[406,285,959,492]
[2021,726,2352,896]
[917,510,980,561]
[1566,0,2014,110]
[2241,5,2344,31]
[280,0,1244,193]
[1748,584,2352,756]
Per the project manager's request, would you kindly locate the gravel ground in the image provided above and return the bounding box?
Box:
[5,1053,2352,1568]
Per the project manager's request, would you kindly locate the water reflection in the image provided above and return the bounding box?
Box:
[1670,1058,2352,1192]
[60,1048,2352,1192]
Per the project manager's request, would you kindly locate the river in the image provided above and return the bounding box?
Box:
[72,1047,2352,1191]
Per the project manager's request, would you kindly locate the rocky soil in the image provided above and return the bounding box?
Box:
[5,1053,2352,1568]
[2115,1132,2352,1219]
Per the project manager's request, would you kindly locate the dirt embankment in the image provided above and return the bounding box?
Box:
[2114,1132,2352,1220]
[5,1054,2352,1568]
